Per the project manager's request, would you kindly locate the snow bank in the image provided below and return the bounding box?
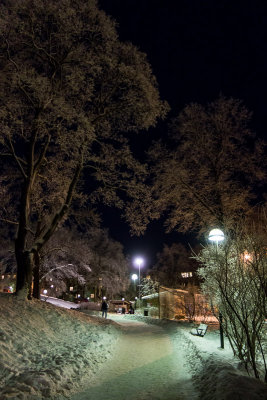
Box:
[123,315,267,399]
[180,326,267,400]
[0,293,121,400]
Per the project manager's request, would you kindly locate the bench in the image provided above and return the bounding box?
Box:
[190,323,208,337]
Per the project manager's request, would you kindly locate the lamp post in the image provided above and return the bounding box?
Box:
[208,228,225,349]
[131,273,138,310]
[134,257,144,299]
[131,273,138,288]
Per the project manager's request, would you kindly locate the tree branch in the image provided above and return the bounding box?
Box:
[0,217,19,225]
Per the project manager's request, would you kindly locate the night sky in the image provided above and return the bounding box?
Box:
[98,0,267,269]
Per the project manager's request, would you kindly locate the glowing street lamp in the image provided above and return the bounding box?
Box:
[131,273,138,301]
[132,273,138,281]
[131,273,138,293]
[208,229,224,246]
[208,228,225,349]
[134,257,144,299]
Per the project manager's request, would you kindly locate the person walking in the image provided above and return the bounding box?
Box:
[101,299,108,318]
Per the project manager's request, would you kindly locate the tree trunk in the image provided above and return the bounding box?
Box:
[15,248,34,300]
[15,179,32,299]
[32,251,40,299]
[15,158,83,299]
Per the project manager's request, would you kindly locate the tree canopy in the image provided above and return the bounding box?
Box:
[40,226,129,299]
[150,243,199,288]
[0,0,167,298]
[150,97,266,234]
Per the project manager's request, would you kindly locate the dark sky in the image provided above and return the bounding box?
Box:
[98,0,267,269]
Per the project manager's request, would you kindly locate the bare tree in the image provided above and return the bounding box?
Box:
[195,211,267,382]
[0,0,167,298]
[38,227,92,298]
[85,228,130,300]
[149,97,265,234]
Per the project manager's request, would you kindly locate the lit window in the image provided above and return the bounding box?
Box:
[181,272,193,278]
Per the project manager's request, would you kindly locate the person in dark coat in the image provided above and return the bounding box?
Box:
[101,300,108,318]
[129,304,134,314]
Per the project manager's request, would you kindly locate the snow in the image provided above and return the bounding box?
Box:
[70,315,199,400]
[0,293,266,400]
[0,293,120,400]
[40,295,81,309]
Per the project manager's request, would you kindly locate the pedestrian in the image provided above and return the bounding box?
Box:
[101,299,108,318]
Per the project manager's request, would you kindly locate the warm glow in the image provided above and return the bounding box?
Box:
[181,272,193,278]
[243,252,252,262]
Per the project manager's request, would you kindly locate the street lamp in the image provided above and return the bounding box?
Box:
[134,257,144,299]
[131,273,138,282]
[208,229,224,245]
[132,273,138,295]
[209,228,225,349]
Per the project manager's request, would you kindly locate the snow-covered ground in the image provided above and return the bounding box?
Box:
[0,293,120,399]
[40,295,81,309]
[0,293,266,400]
[69,315,199,400]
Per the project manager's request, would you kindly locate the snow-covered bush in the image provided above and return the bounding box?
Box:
[196,226,267,382]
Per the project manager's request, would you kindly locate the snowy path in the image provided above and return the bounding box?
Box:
[70,316,198,400]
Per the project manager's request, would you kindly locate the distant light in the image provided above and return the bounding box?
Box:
[132,273,138,281]
[103,296,107,300]
[69,286,74,291]
[77,294,80,298]
[43,289,48,295]
[87,297,90,300]
[50,278,53,281]
[50,285,54,288]
[135,297,138,300]
[208,229,225,242]
[122,298,125,301]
